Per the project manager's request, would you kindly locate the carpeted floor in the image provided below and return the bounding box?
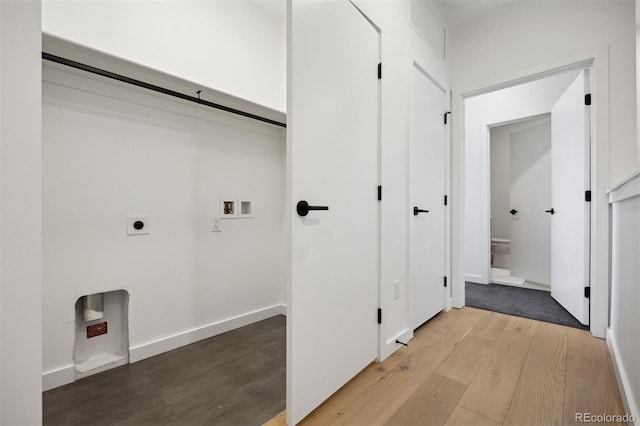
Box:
[465,281,589,330]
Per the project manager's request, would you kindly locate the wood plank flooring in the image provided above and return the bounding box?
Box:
[265,308,625,426]
[43,315,285,426]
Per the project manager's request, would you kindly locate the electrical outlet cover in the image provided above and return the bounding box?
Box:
[212,216,221,232]
[127,215,150,235]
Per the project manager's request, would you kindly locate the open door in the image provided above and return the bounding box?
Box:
[509,118,552,286]
[550,69,590,325]
[409,63,446,329]
[288,1,380,423]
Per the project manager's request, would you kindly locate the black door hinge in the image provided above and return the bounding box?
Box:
[585,94,591,106]
[378,63,382,79]
[444,111,451,125]
[378,185,382,201]
[377,308,382,324]
[585,190,591,202]
[444,195,448,206]
[444,277,447,288]
[584,287,590,299]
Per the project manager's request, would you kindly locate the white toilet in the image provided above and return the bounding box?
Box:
[491,238,510,269]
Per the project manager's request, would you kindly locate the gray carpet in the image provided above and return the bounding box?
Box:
[465,281,589,330]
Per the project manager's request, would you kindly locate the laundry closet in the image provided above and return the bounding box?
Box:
[41,1,287,389]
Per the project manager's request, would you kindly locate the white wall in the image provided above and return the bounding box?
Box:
[42,65,285,388]
[608,1,640,418]
[608,172,640,422]
[42,0,287,112]
[450,1,638,334]
[464,71,577,284]
[351,0,451,361]
[637,0,640,164]
[490,125,511,241]
[453,1,637,184]
[0,1,43,423]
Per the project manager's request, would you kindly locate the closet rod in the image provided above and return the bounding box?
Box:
[42,52,287,128]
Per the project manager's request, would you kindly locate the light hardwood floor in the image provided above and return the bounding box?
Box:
[265,307,625,426]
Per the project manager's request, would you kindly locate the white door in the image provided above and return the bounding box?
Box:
[288,1,379,424]
[409,63,446,329]
[550,70,590,325]
[509,119,552,286]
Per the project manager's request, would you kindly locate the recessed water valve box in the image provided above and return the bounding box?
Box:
[220,198,237,219]
[127,215,150,235]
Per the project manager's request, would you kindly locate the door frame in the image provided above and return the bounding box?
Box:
[452,47,610,338]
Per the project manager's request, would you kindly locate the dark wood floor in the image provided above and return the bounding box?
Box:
[44,315,286,426]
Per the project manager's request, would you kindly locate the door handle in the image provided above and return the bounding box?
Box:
[413,206,429,216]
[297,200,329,217]
[510,209,518,215]
[545,208,555,215]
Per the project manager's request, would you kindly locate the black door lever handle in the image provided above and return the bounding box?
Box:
[413,207,429,216]
[510,209,518,215]
[545,208,555,215]
[297,200,329,217]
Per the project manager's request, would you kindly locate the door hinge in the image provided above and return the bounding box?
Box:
[444,195,448,206]
[585,94,592,106]
[584,287,590,299]
[378,63,382,79]
[444,111,451,125]
[585,190,591,202]
[377,308,382,324]
[378,185,382,201]
[444,276,447,288]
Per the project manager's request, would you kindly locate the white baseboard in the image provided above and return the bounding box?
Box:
[388,328,413,350]
[42,303,286,391]
[130,304,286,363]
[606,328,639,424]
[42,365,75,391]
[465,273,486,284]
[378,327,412,362]
[445,297,453,312]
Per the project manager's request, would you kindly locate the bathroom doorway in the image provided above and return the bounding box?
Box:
[464,66,592,326]
[489,115,552,292]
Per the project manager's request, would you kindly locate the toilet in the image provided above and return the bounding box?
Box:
[491,238,511,269]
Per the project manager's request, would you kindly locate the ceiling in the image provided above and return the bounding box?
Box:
[428,0,521,28]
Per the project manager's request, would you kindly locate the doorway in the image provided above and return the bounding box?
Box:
[464,67,592,327]
[489,115,552,291]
